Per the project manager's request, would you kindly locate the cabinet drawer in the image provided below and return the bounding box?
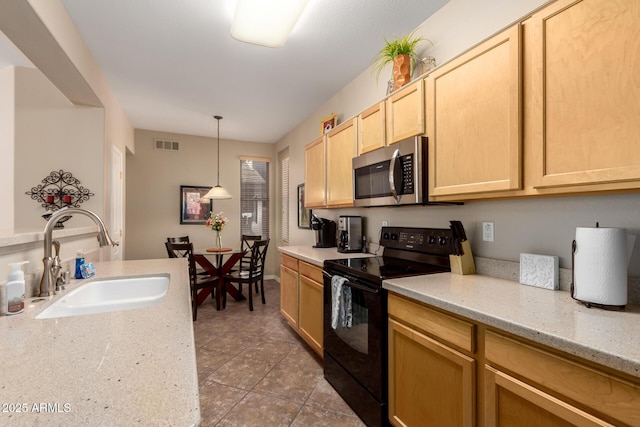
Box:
[281,254,299,271]
[485,366,614,427]
[299,261,322,283]
[485,331,640,426]
[388,293,475,353]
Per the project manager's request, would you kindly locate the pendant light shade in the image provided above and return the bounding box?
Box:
[203,115,232,200]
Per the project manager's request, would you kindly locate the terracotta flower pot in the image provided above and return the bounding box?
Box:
[393,54,412,91]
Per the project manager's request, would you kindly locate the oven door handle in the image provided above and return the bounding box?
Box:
[323,270,380,295]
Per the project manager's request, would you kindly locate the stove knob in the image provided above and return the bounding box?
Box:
[428,235,436,245]
[382,232,390,240]
[391,233,398,240]
[439,236,447,246]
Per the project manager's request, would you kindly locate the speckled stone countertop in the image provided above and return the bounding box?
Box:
[278,245,374,267]
[0,259,200,426]
[384,273,640,379]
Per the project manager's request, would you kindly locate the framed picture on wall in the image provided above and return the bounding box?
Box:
[319,113,337,135]
[180,185,213,225]
[297,184,311,229]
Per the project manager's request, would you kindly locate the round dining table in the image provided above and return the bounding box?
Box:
[193,248,245,309]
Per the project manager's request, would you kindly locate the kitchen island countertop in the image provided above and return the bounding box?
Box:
[0,258,199,426]
[384,273,640,379]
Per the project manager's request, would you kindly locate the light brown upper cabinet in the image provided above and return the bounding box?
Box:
[358,102,386,155]
[326,118,357,208]
[304,135,326,208]
[427,24,522,199]
[386,80,425,144]
[525,0,640,190]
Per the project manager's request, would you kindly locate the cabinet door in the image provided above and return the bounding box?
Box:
[527,0,640,189]
[386,80,425,144]
[279,264,298,328]
[485,331,640,426]
[304,136,326,208]
[298,274,323,357]
[388,318,475,427]
[427,24,522,198]
[326,118,357,207]
[485,366,613,427]
[358,102,386,155]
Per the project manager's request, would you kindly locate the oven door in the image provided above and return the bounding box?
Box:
[323,269,387,400]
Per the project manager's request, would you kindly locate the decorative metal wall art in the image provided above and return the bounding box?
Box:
[25,170,94,228]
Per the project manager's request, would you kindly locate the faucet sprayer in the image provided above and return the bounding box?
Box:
[39,208,120,297]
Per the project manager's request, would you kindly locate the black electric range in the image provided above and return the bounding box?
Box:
[324,225,456,283]
[323,224,466,427]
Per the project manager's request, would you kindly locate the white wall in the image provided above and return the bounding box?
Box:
[274,0,640,277]
[0,1,134,295]
[14,67,104,232]
[127,129,278,275]
[0,67,15,232]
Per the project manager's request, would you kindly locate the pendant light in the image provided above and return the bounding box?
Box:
[203,115,232,200]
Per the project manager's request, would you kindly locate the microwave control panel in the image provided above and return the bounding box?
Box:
[398,154,414,195]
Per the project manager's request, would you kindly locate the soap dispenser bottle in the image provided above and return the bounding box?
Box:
[74,250,85,279]
[3,261,29,315]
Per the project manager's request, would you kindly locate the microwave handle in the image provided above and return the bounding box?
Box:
[389,148,401,202]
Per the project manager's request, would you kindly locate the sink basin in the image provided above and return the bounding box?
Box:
[36,274,170,319]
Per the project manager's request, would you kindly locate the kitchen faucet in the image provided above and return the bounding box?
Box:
[39,208,119,297]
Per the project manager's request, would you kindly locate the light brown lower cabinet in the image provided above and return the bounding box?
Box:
[388,293,476,427]
[279,254,324,357]
[297,261,324,356]
[485,366,612,427]
[279,255,299,328]
[485,331,640,427]
[388,292,640,427]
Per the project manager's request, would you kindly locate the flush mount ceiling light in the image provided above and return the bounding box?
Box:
[203,115,232,200]
[231,0,309,48]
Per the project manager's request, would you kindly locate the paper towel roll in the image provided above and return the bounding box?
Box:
[573,227,630,307]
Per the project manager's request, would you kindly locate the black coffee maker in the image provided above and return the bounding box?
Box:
[311,214,336,248]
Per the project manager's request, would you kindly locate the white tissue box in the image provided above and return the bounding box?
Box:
[519,253,559,290]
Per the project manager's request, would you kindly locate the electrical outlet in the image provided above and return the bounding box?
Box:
[482,221,495,242]
[382,220,388,227]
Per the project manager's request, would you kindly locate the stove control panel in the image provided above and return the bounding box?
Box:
[380,226,453,255]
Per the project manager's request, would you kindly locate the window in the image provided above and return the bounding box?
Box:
[281,152,290,243]
[240,158,269,238]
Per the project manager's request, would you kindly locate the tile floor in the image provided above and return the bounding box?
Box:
[193,279,366,427]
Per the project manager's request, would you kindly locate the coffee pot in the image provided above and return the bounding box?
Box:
[337,216,363,253]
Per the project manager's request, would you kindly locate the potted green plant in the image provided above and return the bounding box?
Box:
[372,28,430,91]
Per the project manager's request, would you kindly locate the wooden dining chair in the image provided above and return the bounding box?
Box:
[222,239,269,311]
[239,234,261,294]
[165,241,219,321]
[165,236,190,257]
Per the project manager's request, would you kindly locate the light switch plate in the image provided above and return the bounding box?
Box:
[519,253,559,290]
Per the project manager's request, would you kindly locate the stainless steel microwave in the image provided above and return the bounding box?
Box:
[353,136,427,207]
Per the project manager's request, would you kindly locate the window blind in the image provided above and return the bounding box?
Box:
[240,159,269,239]
[281,155,290,243]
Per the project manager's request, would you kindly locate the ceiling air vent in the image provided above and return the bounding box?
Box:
[154,139,179,151]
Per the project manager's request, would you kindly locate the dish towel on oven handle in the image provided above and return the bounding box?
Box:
[331,275,353,329]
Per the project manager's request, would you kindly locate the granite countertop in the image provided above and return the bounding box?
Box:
[0,258,199,426]
[278,245,375,267]
[383,273,640,379]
